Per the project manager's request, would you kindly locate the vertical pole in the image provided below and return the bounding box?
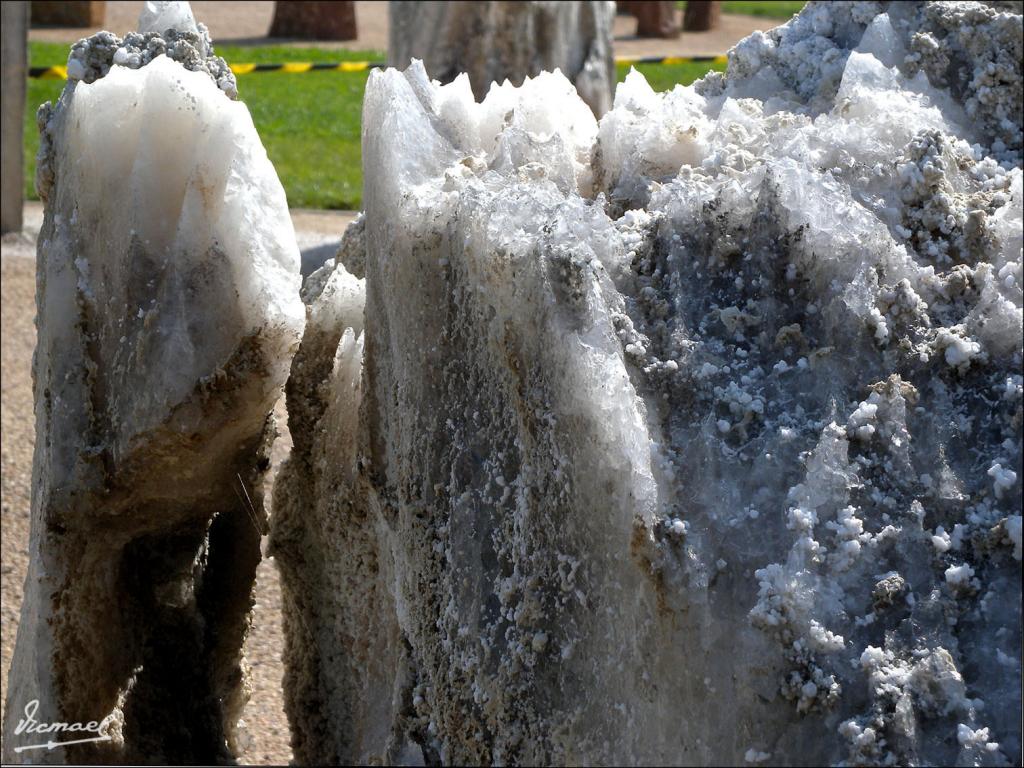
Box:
[1,1,29,234]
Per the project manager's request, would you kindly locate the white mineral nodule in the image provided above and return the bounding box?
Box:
[2,20,303,765]
[276,1,1022,765]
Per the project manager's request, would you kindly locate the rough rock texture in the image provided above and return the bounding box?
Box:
[279,1,1022,765]
[270,259,395,764]
[388,0,616,117]
[62,1,238,99]
[334,211,366,279]
[1,16,304,764]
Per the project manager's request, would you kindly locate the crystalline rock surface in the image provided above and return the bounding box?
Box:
[275,2,1022,765]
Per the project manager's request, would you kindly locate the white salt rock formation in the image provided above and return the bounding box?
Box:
[137,0,198,36]
[277,1,1022,764]
[1,16,303,765]
[388,0,616,116]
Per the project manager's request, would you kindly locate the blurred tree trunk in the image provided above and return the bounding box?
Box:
[620,1,679,38]
[682,0,721,31]
[2,1,28,234]
[270,1,357,40]
[30,1,104,26]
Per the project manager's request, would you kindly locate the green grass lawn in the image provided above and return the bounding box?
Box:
[620,58,725,95]
[681,1,805,19]
[26,43,724,210]
[720,1,805,19]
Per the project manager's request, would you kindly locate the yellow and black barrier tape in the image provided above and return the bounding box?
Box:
[226,60,384,75]
[616,54,728,66]
[27,60,383,78]
[29,55,728,79]
[29,64,69,79]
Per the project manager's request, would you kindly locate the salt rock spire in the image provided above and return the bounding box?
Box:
[1,3,303,763]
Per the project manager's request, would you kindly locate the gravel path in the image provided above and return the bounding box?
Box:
[0,204,354,766]
[29,0,770,59]
[0,236,36,747]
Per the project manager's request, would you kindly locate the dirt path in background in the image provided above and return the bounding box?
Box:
[29,0,772,58]
[0,243,36,748]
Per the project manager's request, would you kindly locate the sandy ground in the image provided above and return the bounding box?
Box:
[29,0,770,59]
[0,231,37,755]
[0,203,354,766]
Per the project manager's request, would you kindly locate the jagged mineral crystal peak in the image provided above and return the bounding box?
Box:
[137,0,198,35]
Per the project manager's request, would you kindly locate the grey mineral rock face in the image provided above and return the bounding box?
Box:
[269,258,402,764]
[1,20,304,765]
[388,0,616,116]
[277,1,1023,765]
